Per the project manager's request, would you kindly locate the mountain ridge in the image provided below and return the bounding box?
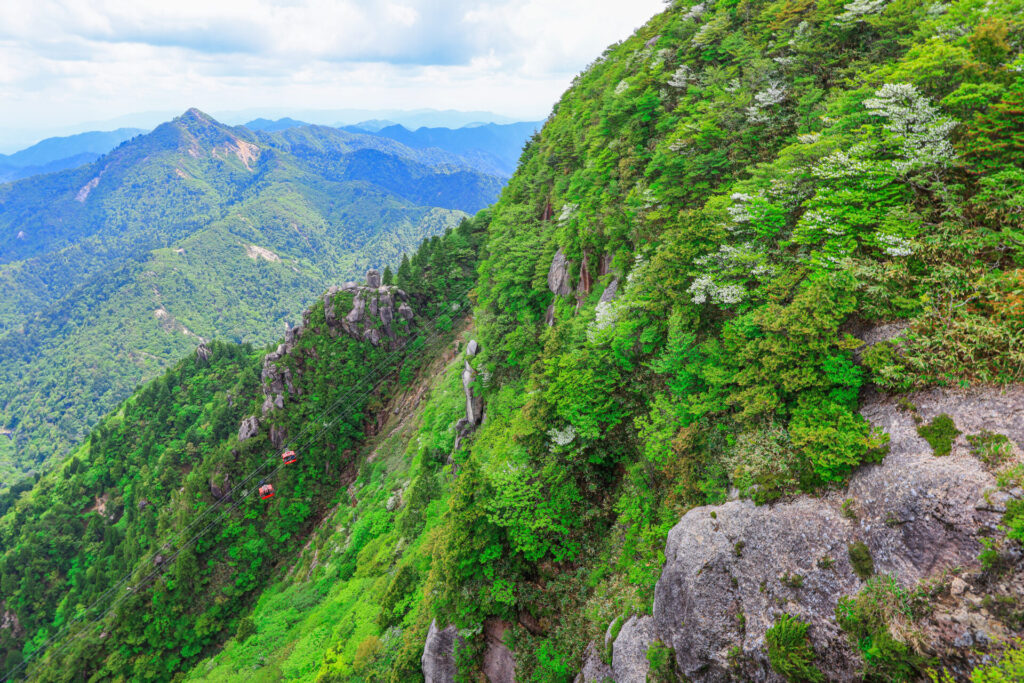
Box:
[0,108,503,481]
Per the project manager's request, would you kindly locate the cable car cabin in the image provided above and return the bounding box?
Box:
[259,484,275,500]
[281,450,297,465]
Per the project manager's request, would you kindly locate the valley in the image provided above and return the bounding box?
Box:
[1,0,1023,681]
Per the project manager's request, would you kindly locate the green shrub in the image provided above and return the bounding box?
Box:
[646,640,679,683]
[765,614,824,682]
[235,617,256,642]
[780,572,804,589]
[848,542,874,580]
[917,414,960,456]
[836,575,933,682]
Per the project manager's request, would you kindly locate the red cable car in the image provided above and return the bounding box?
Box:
[259,484,275,500]
[281,450,297,465]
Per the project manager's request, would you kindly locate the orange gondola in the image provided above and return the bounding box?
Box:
[281,450,297,465]
[259,484,275,500]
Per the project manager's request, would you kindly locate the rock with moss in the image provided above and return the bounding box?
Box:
[648,387,1020,681]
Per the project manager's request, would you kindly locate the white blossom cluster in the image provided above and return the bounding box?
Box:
[688,275,747,305]
[724,78,741,93]
[727,192,755,223]
[837,0,889,22]
[746,81,788,123]
[587,254,647,342]
[640,188,660,212]
[798,132,821,144]
[615,79,631,96]
[651,48,674,69]
[875,232,914,257]
[810,147,871,180]
[680,2,707,21]
[788,20,811,47]
[586,299,619,342]
[668,64,694,89]
[863,83,956,173]
[547,425,576,449]
[691,20,719,46]
[558,203,579,224]
[801,208,846,237]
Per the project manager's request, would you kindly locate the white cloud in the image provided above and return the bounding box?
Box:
[0,0,664,150]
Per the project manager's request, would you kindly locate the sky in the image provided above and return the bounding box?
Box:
[0,0,665,151]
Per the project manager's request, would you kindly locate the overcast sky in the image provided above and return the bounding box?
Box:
[0,0,665,150]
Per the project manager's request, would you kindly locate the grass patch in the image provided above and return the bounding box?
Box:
[967,431,1014,468]
[916,414,960,456]
[836,575,933,681]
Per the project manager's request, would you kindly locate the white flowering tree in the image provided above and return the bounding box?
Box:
[792,83,956,271]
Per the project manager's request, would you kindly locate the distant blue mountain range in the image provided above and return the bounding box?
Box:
[1,116,541,185]
[0,128,144,183]
[242,117,541,176]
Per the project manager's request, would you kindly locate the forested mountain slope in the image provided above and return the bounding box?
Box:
[0,221,485,680]
[0,110,503,481]
[3,0,1024,680]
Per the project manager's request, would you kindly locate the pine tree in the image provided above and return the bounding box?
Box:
[397,254,412,289]
[382,265,394,285]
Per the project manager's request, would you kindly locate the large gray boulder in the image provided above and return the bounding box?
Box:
[610,616,655,683]
[548,248,572,296]
[237,416,259,442]
[366,268,382,288]
[649,386,1022,681]
[483,619,516,683]
[422,620,462,683]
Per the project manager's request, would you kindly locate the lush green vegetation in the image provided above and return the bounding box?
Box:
[836,575,934,681]
[413,0,1024,676]
[0,110,503,482]
[766,613,824,682]
[3,0,1024,679]
[0,219,486,680]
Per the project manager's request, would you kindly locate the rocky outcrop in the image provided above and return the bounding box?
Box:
[422,620,463,683]
[599,278,619,304]
[577,252,592,296]
[454,340,484,452]
[483,619,516,683]
[209,472,231,501]
[328,274,413,349]
[196,342,211,361]
[592,385,1023,681]
[575,643,613,683]
[548,248,572,296]
[238,416,259,442]
[366,268,382,288]
[610,616,655,683]
[259,270,417,419]
[0,603,23,638]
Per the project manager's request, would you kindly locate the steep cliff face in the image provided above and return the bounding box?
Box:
[411,0,1024,678]
[579,385,1023,682]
